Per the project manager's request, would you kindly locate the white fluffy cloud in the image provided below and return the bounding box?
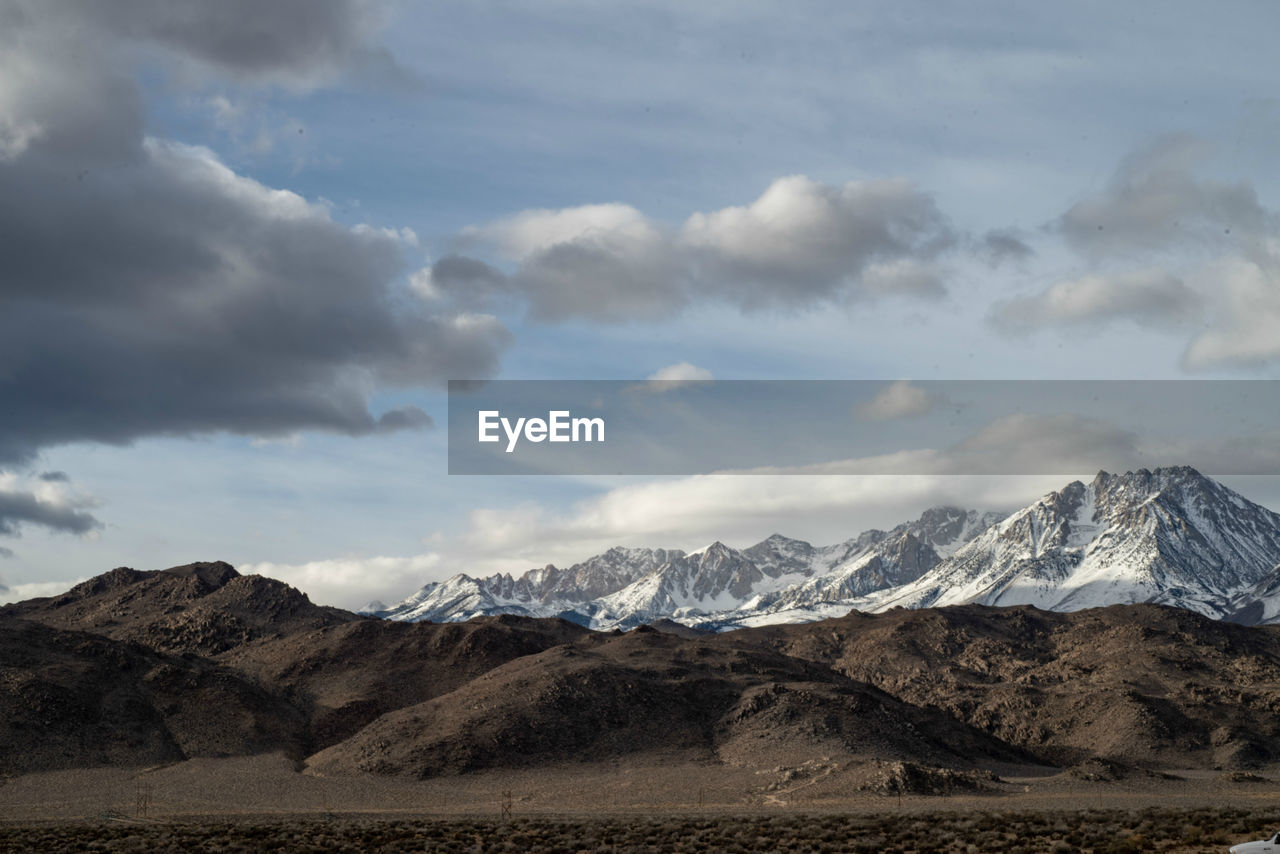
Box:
[471,203,661,261]
[858,259,946,299]
[680,175,953,306]
[639,362,714,392]
[991,269,1202,332]
[437,471,1065,581]
[1184,253,1280,369]
[431,174,955,322]
[0,577,92,605]
[240,553,443,610]
[854,380,941,421]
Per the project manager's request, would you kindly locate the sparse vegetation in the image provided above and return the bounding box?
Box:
[1,808,1278,854]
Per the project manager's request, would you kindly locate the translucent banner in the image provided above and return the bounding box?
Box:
[447,380,1280,475]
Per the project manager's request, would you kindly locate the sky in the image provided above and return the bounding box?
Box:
[3,0,1280,608]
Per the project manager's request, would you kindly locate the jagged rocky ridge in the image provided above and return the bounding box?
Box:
[379,467,1280,629]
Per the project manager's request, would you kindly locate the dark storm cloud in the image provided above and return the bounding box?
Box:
[375,406,435,432]
[38,471,69,483]
[0,488,101,537]
[0,1,507,464]
[33,0,395,86]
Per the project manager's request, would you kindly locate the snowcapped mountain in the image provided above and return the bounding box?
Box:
[381,506,999,627]
[864,466,1280,620]
[739,508,1004,620]
[580,540,819,629]
[379,468,1280,630]
[378,546,678,623]
[1228,565,1280,624]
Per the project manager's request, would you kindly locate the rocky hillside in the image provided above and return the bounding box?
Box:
[0,618,307,774]
[7,560,1280,780]
[305,624,1024,778]
[0,561,359,655]
[762,603,1280,769]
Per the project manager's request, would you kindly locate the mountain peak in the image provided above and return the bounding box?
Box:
[686,540,730,557]
[5,560,356,655]
[916,505,968,521]
[888,466,1280,617]
[163,560,240,590]
[603,546,649,558]
[1093,465,1208,485]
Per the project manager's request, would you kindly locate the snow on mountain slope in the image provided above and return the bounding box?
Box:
[583,539,826,628]
[1227,564,1280,625]
[870,467,1280,618]
[736,508,1002,618]
[380,547,679,623]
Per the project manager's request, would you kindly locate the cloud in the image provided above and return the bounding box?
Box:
[679,175,954,308]
[0,472,101,541]
[240,553,443,610]
[437,472,1067,580]
[1184,254,1280,369]
[854,380,942,421]
[950,413,1142,474]
[992,135,1280,370]
[374,406,435,432]
[412,255,509,308]
[517,228,686,322]
[471,203,660,261]
[990,269,1203,333]
[58,0,400,89]
[1057,134,1271,257]
[858,259,946,299]
[0,577,92,605]
[0,5,507,463]
[448,174,955,322]
[454,203,684,321]
[640,362,714,393]
[977,228,1034,266]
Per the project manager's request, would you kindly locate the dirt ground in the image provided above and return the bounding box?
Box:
[3,754,1280,851]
